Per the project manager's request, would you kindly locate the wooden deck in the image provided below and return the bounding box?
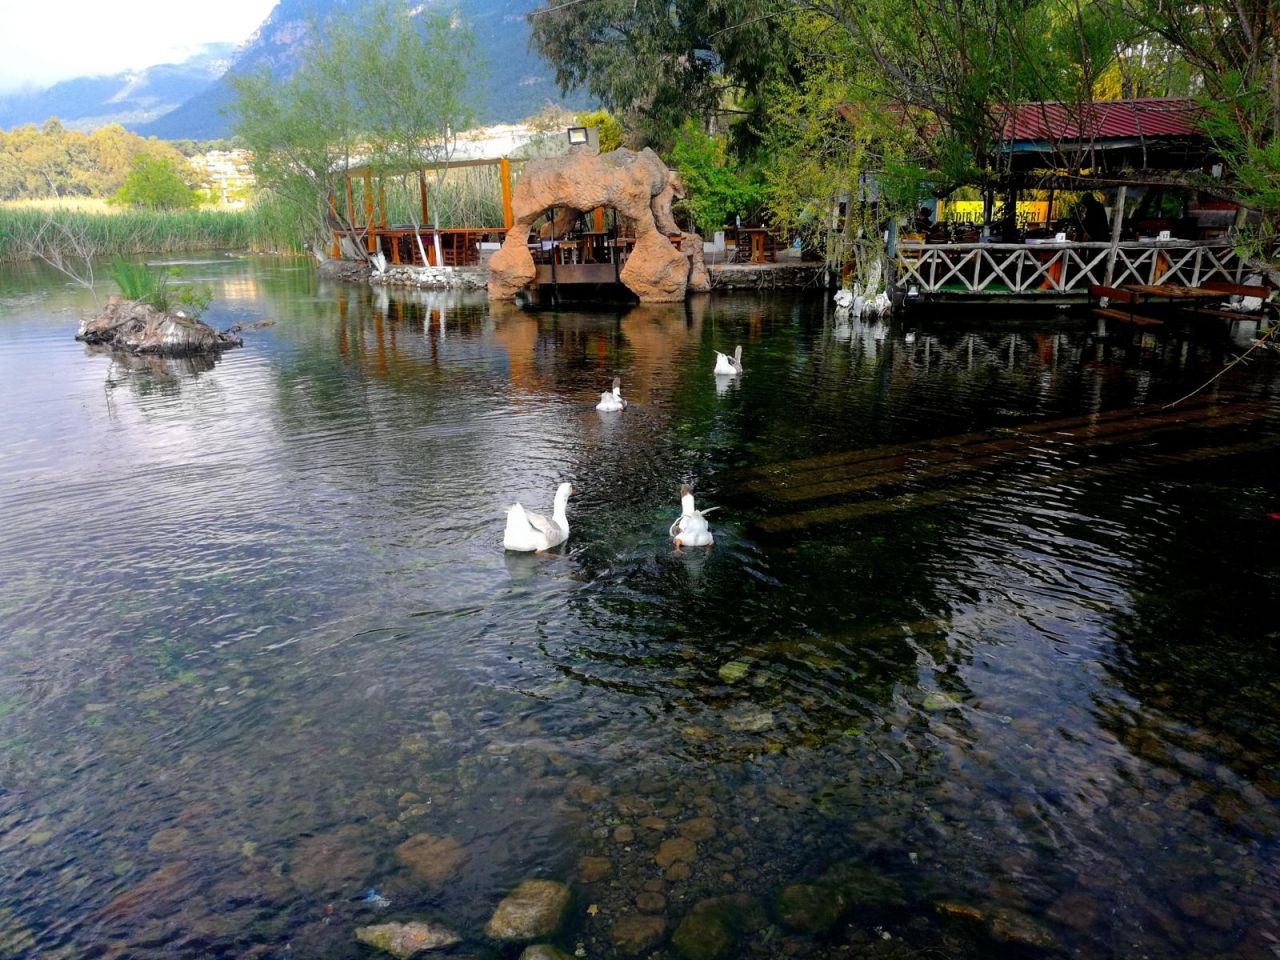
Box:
[897,240,1271,301]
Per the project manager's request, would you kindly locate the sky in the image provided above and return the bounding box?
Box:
[0,0,279,93]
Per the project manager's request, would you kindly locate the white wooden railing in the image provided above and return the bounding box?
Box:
[896,240,1264,297]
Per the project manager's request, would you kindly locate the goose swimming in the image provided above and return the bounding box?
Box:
[713,345,742,377]
[669,483,716,549]
[503,482,574,552]
[596,376,627,412]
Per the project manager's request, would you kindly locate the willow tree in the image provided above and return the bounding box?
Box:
[229,0,477,259]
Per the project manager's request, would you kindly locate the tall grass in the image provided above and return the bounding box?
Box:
[0,198,306,263]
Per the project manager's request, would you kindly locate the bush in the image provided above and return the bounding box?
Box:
[112,155,199,210]
[109,259,212,319]
[669,121,764,235]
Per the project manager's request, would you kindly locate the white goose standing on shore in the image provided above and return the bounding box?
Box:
[669,484,717,549]
[596,376,627,412]
[713,345,743,377]
[503,482,574,552]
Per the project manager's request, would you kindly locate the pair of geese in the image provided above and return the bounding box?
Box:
[502,345,743,553]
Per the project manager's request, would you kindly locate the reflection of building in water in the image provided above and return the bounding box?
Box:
[217,277,261,302]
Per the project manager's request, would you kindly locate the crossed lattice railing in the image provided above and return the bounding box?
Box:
[895,241,1267,296]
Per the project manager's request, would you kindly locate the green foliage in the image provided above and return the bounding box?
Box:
[0,203,303,263]
[230,0,478,249]
[109,259,157,301]
[111,155,199,210]
[530,0,793,149]
[0,121,189,200]
[109,258,212,317]
[574,110,623,152]
[668,122,763,235]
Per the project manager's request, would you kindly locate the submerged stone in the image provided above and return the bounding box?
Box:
[655,836,697,868]
[354,920,460,957]
[519,946,575,960]
[396,833,468,887]
[671,894,765,960]
[717,661,750,683]
[485,879,571,941]
[577,855,613,883]
[774,883,847,934]
[609,913,666,955]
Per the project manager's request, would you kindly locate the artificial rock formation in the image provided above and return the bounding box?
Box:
[487,148,704,303]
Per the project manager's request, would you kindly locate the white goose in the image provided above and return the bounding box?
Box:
[596,376,627,412]
[669,483,717,549]
[713,345,743,377]
[503,482,574,552]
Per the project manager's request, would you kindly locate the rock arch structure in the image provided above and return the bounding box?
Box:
[487,148,709,303]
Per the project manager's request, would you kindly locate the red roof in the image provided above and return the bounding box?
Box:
[1002,98,1204,142]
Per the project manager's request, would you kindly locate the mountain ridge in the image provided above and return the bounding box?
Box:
[0,0,590,139]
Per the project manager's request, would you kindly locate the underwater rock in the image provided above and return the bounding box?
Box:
[76,299,240,356]
[146,826,191,855]
[519,946,575,960]
[354,920,461,957]
[987,908,1058,949]
[677,817,717,842]
[672,907,733,960]
[289,827,376,894]
[608,913,667,955]
[655,837,697,868]
[818,862,908,910]
[774,884,847,934]
[717,661,750,683]
[724,707,774,732]
[922,692,962,712]
[636,892,667,913]
[577,856,613,883]
[485,879,571,941]
[671,895,765,960]
[395,833,468,887]
[613,825,636,843]
[92,861,191,924]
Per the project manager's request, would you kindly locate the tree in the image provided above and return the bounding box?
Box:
[575,110,624,152]
[669,121,763,233]
[229,0,477,259]
[1123,0,1279,242]
[529,0,794,149]
[111,155,199,209]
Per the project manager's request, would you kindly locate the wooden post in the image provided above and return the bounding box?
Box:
[363,171,375,253]
[594,207,604,232]
[345,175,355,225]
[499,158,513,231]
[1102,186,1127,287]
[378,180,387,229]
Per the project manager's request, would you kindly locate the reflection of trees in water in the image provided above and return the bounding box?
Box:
[94,345,218,401]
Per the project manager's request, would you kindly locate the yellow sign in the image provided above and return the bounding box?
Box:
[935,201,1050,226]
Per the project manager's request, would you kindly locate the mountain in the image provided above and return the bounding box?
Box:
[0,45,235,133]
[134,0,592,140]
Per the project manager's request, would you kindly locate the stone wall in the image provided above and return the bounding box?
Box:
[709,263,825,290]
[369,265,489,291]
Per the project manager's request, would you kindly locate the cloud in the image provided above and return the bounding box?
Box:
[0,0,278,93]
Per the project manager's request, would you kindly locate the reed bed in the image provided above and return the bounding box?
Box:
[0,199,306,263]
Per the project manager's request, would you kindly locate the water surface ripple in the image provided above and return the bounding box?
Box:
[0,257,1278,959]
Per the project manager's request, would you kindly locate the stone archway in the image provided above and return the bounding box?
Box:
[487,148,707,303]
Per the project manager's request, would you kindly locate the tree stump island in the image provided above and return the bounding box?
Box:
[76,297,241,356]
[486,148,709,303]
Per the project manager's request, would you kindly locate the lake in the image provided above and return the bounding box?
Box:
[1,255,1278,959]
